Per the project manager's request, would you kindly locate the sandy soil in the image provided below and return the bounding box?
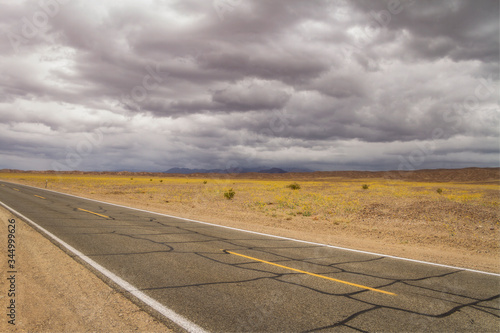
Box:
[0,207,173,333]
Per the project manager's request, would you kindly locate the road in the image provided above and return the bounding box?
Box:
[0,180,499,332]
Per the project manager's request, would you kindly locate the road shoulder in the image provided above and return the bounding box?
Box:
[0,206,173,332]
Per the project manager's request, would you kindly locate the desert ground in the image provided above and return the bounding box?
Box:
[0,167,498,331]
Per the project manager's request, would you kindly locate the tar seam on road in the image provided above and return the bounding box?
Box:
[1,180,499,278]
[0,200,209,333]
[77,207,111,219]
[223,249,397,296]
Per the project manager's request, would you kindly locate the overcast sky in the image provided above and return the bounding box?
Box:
[1,0,499,172]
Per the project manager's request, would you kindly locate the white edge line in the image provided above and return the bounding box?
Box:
[0,200,208,333]
[2,180,500,277]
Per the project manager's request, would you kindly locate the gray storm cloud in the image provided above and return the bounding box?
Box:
[0,0,498,172]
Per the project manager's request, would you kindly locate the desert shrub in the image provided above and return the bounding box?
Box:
[286,183,301,190]
[203,180,208,184]
[362,184,369,189]
[437,188,443,194]
[224,188,235,200]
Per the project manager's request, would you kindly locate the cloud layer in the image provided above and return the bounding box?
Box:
[1,0,498,171]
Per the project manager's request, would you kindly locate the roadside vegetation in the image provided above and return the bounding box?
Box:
[1,173,497,219]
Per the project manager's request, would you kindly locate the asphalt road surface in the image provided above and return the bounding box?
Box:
[0,180,499,332]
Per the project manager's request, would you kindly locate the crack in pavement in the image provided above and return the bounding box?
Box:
[40,209,500,331]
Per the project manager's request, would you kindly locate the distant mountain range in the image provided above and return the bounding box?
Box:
[164,167,314,174]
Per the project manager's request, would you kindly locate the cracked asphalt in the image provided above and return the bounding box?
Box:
[0,180,499,332]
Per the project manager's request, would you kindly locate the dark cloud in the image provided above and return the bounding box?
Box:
[0,0,498,171]
[212,79,291,111]
[352,0,499,63]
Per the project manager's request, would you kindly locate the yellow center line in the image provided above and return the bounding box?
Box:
[223,250,396,296]
[13,188,20,191]
[77,208,111,219]
[34,195,46,199]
